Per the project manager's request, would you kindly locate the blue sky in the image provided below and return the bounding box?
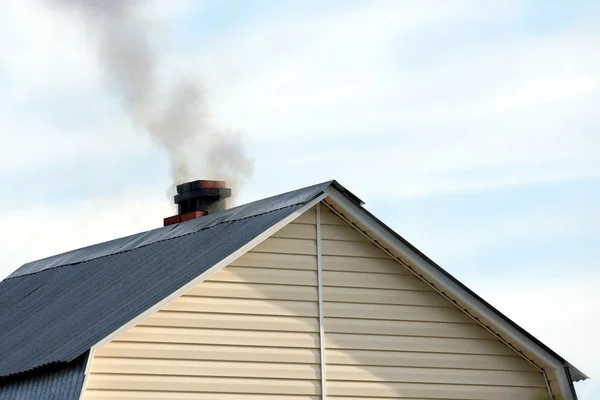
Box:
[0,1,598,397]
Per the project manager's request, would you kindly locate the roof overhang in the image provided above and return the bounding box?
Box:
[323,183,588,399]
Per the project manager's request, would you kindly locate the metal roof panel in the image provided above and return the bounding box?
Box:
[0,352,88,400]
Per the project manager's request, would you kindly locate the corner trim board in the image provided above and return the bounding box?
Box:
[90,191,331,352]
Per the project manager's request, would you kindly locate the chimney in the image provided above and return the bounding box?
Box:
[164,180,231,226]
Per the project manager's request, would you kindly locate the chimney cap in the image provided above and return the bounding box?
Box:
[174,187,231,203]
[177,180,226,194]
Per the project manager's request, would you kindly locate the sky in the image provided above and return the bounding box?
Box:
[0,0,598,397]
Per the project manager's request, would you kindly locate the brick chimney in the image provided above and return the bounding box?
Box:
[164,180,231,226]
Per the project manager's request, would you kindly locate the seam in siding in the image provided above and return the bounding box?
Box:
[321,200,555,399]
[316,205,327,400]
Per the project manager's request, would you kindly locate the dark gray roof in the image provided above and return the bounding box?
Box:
[0,181,331,378]
[0,352,88,400]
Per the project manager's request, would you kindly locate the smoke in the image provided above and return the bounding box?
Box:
[47,0,253,200]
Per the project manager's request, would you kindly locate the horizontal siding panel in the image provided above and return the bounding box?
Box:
[229,252,317,270]
[271,223,316,239]
[164,297,318,317]
[253,238,317,255]
[319,207,346,225]
[206,266,317,286]
[321,224,369,242]
[139,311,319,332]
[87,375,321,395]
[115,327,320,348]
[96,342,320,364]
[322,239,387,258]
[323,255,410,274]
[328,398,463,400]
[323,270,430,290]
[326,349,537,371]
[327,365,545,387]
[325,333,516,355]
[326,381,548,399]
[186,281,318,301]
[549,378,563,399]
[324,302,472,323]
[85,392,320,400]
[323,286,449,306]
[293,209,316,225]
[91,358,319,380]
[324,318,493,339]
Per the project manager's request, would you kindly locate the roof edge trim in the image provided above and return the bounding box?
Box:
[324,188,587,399]
[330,180,364,205]
[77,348,95,400]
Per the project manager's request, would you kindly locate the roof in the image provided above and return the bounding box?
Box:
[0,179,586,396]
[0,181,331,378]
[0,352,88,400]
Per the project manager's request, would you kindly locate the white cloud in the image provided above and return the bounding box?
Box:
[173,1,600,198]
[382,205,598,269]
[2,1,598,197]
[0,1,99,94]
[0,0,194,94]
[0,113,155,176]
[0,0,196,178]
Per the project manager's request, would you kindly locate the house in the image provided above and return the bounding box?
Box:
[0,180,587,400]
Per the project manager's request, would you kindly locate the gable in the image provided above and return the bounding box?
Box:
[82,204,552,400]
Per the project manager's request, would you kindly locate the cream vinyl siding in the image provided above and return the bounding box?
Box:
[84,207,322,400]
[319,206,550,400]
[82,203,557,400]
